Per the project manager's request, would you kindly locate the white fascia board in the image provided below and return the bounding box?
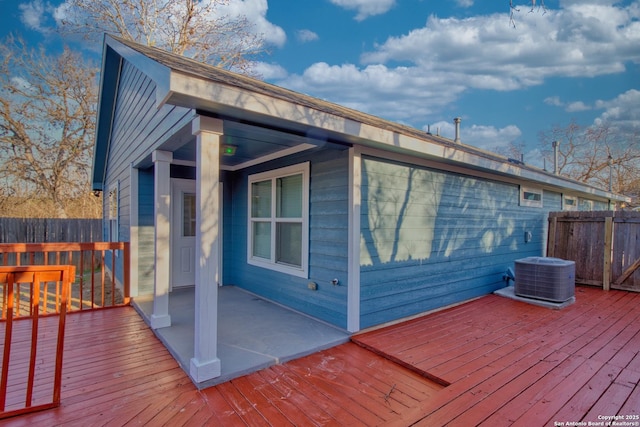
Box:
[165,71,626,203]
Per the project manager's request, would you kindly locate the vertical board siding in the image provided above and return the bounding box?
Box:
[359,156,552,328]
[548,210,640,291]
[227,149,350,328]
[0,218,102,243]
[613,211,640,289]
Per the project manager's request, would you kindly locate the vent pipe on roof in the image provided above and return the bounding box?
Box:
[454,117,461,143]
[552,140,559,174]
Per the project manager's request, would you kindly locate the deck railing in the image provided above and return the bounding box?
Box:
[0,265,74,419]
[0,242,130,317]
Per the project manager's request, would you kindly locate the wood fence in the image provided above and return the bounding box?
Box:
[0,218,102,244]
[547,211,640,292]
[0,242,130,314]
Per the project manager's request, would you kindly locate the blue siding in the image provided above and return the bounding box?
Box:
[103,60,194,294]
[359,156,556,328]
[105,58,194,224]
[137,168,155,295]
[226,148,349,328]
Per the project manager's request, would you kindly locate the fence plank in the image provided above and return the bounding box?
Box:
[0,218,102,244]
[548,211,640,292]
[603,217,613,291]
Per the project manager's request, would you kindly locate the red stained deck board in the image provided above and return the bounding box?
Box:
[474,353,588,427]
[199,386,248,427]
[508,357,605,427]
[328,342,442,400]
[272,357,394,424]
[5,286,640,426]
[256,365,348,426]
[256,363,368,426]
[619,382,640,416]
[550,362,624,423]
[416,346,566,426]
[242,368,334,427]
[228,375,296,426]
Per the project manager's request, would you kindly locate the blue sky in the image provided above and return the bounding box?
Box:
[2,0,639,167]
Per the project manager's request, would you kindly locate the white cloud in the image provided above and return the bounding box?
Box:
[253,62,288,80]
[329,0,396,21]
[566,101,591,112]
[360,4,640,90]
[593,89,640,129]
[40,0,286,49]
[222,0,286,47]
[19,0,53,33]
[282,62,465,122]
[456,0,474,7]
[544,96,592,112]
[544,96,563,107]
[10,76,35,93]
[274,2,639,127]
[419,119,522,153]
[295,29,319,43]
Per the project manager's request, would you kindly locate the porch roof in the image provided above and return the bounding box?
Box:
[92,34,628,204]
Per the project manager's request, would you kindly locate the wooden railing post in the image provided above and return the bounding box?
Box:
[603,215,614,291]
[123,242,130,304]
[0,272,15,411]
[547,215,557,258]
[0,265,75,419]
[0,242,131,316]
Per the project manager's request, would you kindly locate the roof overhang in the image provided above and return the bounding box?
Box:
[94,35,629,204]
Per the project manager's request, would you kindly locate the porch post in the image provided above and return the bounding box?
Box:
[151,150,173,329]
[190,115,222,382]
[347,146,361,333]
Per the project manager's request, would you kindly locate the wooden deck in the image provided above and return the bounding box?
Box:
[4,286,640,426]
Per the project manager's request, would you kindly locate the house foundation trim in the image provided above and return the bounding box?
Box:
[151,150,173,329]
[189,115,223,382]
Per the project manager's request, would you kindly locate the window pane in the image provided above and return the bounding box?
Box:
[252,221,271,259]
[183,193,196,237]
[524,191,541,201]
[276,223,302,266]
[276,174,302,218]
[251,181,272,218]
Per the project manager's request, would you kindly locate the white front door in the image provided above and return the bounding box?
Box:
[171,179,196,288]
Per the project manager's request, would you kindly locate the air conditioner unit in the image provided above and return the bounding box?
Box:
[514,257,575,303]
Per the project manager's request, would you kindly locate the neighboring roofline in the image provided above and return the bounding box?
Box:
[96,35,629,203]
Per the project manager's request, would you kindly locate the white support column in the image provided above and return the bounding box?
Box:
[347,146,362,333]
[189,115,223,382]
[151,150,173,329]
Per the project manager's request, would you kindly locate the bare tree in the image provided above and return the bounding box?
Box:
[58,0,266,74]
[492,140,527,162]
[0,36,99,218]
[539,120,640,201]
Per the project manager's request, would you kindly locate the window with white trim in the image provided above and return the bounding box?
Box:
[247,162,309,277]
[563,195,578,211]
[579,198,594,211]
[520,186,543,207]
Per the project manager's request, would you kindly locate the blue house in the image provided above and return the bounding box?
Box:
[93,35,624,384]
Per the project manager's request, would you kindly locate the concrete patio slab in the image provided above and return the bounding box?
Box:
[132,285,350,387]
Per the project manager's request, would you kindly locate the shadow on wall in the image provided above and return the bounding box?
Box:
[360,157,528,268]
